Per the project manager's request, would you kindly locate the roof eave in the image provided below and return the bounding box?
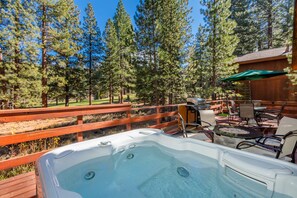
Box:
[236,55,288,65]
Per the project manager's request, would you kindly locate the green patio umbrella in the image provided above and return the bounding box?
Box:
[222,70,287,100]
[222,70,287,82]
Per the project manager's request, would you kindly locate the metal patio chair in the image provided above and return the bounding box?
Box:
[239,103,256,126]
[178,110,216,142]
[227,100,239,123]
[257,102,286,126]
[236,116,297,163]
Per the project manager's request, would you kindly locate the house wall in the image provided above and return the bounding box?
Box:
[238,58,297,101]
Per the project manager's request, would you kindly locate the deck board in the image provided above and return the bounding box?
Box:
[0,171,36,198]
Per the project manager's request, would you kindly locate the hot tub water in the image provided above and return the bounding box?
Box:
[37,129,297,198]
[56,143,288,198]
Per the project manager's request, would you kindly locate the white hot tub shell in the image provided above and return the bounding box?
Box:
[37,128,297,198]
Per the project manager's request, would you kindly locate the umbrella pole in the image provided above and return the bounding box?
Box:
[249,80,252,102]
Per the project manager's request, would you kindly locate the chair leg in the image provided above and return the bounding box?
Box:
[291,141,297,163]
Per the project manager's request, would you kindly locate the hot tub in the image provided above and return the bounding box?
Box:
[37,129,297,198]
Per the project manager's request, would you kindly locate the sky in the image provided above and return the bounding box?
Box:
[74,0,203,35]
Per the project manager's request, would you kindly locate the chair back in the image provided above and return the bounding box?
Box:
[252,100,261,107]
[278,102,287,116]
[239,103,254,119]
[228,100,237,113]
[198,110,216,126]
[277,117,297,158]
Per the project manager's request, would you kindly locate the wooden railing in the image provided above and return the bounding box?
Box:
[207,100,224,114]
[2,99,293,172]
[0,104,178,171]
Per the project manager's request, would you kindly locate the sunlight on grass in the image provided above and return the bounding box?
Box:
[48,94,137,107]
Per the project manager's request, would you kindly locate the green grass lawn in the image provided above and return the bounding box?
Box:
[48,94,137,107]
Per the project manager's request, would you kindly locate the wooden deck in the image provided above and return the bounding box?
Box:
[0,172,36,198]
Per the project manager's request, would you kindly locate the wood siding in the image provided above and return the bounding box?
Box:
[238,58,297,101]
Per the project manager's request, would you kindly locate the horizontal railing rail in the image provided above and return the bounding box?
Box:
[0,104,178,171]
[5,100,294,172]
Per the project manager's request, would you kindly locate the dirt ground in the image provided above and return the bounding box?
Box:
[0,117,75,135]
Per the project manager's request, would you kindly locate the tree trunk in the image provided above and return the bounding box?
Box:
[65,60,69,107]
[41,3,48,107]
[292,0,297,70]
[88,34,92,105]
[14,15,20,106]
[212,0,217,89]
[109,83,112,104]
[127,89,130,101]
[120,86,123,103]
[0,47,6,96]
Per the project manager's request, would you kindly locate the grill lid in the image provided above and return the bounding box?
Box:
[186,98,206,106]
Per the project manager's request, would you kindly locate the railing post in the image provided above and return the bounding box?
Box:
[77,115,83,142]
[156,106,161,125]
[126,109,132,130]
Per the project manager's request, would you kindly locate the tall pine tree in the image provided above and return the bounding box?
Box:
[201,0,239,99]
[231,0,258,56]
[101,19,120,104]
[157,0,191,104]
[37,0,56,107]
[186,25,210,97]
[82,3,103,105]
[273,0,294,47]
[114,0,136,103]
[135,0,191,104]
[134,0,160,104]
[0,0,41,108]
[49,0,82,106]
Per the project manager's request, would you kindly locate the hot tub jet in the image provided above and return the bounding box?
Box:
[127,153,134,159]
[84,171,95,180]
[177,167,189,178]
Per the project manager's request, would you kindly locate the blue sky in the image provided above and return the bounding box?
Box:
[74,0,203,35]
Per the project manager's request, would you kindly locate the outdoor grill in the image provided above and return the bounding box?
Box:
[186,98,209,110]
[185,98,210,125]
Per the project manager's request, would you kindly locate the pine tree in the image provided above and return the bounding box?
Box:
[157,0,191,104]
[135,0,191,104]
[82,3,103,105]
[101,19,120,104]
[49,0,82,106]
[186,26,210,97]
[252,0,277,49]
[231,0,258,56]
[0,0,8,102]
[134,0,160,104]
[273,0,294,47]
[0,0,41,108]
[114,0,136,103]
[36,0,56,107]
[200,0,239,99]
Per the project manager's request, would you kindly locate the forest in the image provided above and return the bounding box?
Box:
[0,0,294,108]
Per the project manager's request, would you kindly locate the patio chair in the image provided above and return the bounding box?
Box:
[227,100,239,123]
[252,100,261,107]
[239,103,256,125]
[257,102,286,126]
[236,116,297,163]
[178,110,215,142]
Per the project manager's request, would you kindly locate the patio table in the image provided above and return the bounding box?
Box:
[213,125,262,148]
[254,106,267,111]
